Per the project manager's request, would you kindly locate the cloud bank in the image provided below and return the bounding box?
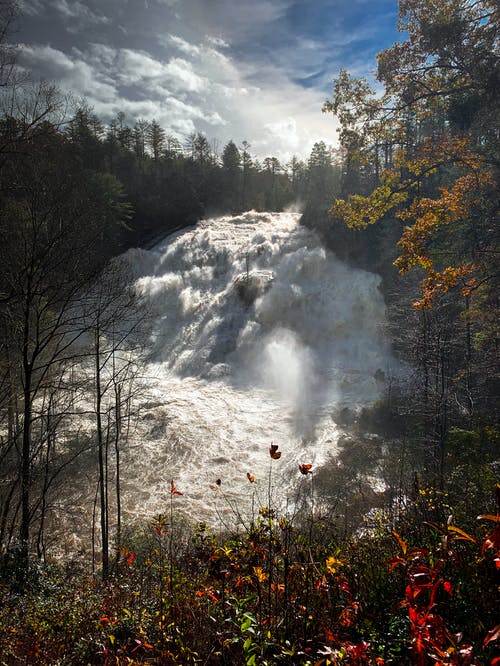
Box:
[14,0,399,160]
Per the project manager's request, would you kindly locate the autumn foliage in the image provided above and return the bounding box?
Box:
[0,465,498,664]
[326,0,499,310]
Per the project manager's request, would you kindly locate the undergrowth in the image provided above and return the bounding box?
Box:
[0,453,499,665]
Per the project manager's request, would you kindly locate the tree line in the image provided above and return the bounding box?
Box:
[66,105,341,248]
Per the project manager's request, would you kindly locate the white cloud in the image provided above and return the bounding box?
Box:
[45,0,110,31]
[164,58,204,93]
[18,44,117,101]
[19,0,110,32]
[206,36,230,49]
[18,0,46,16]
[164,35,201,57]
[15,3,341,160]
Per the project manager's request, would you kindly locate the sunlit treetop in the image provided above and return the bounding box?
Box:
[325,0,499,308]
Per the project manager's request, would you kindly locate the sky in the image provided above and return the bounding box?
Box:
[12,0,400,161]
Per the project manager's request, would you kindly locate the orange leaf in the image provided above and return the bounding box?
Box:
[246,472,255,483]
[477,514,500,523]
[391,530,407,556]
[299,463,313,475]
[447,525,476,543]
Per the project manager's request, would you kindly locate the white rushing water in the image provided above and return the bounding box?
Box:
[120,210,398,525]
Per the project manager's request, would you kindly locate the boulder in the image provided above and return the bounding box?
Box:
[234,270,274,305]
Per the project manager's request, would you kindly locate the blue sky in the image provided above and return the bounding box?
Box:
[14,0,400,160]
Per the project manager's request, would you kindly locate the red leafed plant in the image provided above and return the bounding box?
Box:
[477,484,500,664]
[389,484,500,665]
[389,526,480,665]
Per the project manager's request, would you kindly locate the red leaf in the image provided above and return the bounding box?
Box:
[325,627,335,642]
[126,552,136,566]
[482,526,500,555]
[443,581,453,596]
[388,556,406,572]
[484,624,500,647]
[269,443,282,459]
[171,479,183,495]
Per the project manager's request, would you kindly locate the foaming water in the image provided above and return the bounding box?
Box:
[120,211,398,524]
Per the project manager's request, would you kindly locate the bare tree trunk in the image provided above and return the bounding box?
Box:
[464,295,473,419]
[95,324,108,579]
[36,392,55,561]
[114,382,122,556]
[91,478,99,578]
[20,306,33,574]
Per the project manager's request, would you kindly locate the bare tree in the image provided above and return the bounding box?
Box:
[83,262,147,579]
[0,91,131,575]
[0,0,17,90]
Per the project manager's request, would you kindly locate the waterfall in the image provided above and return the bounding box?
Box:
[121,210,398,523]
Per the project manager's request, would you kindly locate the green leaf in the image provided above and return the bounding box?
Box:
[241,619,251,632]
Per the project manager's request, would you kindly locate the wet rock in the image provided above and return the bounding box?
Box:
[335,406,357,427]
[233,270,274,305]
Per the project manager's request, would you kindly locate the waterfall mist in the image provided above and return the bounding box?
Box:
[121,211,399,522]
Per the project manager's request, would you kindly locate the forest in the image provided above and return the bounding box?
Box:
[0,0,498,664]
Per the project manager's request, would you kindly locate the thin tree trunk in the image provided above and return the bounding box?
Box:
[20,338,32,573]
[114,383,122,555]
[95,325,108,579]
[464,295,473,418]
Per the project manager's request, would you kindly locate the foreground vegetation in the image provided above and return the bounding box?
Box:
[0,0,498,663]
[1,467,499,665]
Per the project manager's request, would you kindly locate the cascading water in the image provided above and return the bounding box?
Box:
[121,210,398,524]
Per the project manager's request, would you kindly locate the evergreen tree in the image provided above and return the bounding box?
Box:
[147,120,165,162]
[221,140,241,211]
